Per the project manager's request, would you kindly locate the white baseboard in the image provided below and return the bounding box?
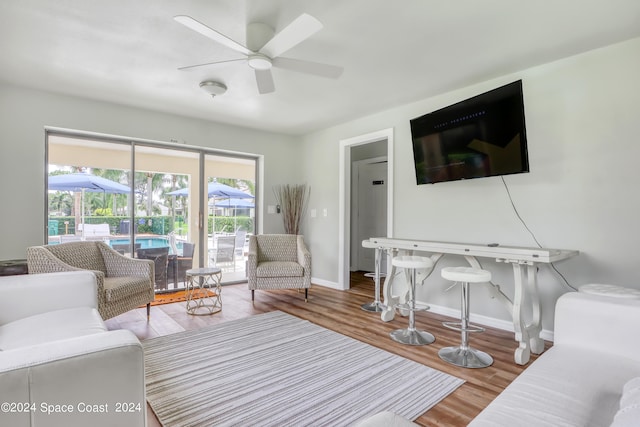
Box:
[310,281,554,341]
[422,300,555,342]
[312,277,342,290]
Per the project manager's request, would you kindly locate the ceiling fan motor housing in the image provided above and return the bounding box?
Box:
[248,53,272,70]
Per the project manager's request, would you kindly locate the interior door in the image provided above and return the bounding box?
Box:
[356,160,387,272]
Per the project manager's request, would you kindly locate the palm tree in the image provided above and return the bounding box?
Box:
[48,191,73,216]
[132,171,169,216]
[92,168,128,215]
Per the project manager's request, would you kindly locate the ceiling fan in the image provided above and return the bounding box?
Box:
[174,13,343,94]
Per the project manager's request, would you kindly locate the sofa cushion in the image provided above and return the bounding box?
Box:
[256,261,303,278]
[469,346,640,427]
[610,377,640,427]
[103,276,153,302]
[0,307,106,350]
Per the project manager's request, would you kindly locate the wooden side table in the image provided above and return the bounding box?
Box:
[185,267,222,315]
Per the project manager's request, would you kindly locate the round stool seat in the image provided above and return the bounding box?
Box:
[392,255,433,270]
[441,266,491,283]
[579,284,640,299]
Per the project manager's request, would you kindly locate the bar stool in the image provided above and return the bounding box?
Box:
[439,266,493,368]
[361,272,387,312]
[389,255,435,346]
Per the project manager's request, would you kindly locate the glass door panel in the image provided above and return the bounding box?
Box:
[133,144,199,293]
[205,154,256,283]
[47,133,259,292]
[48,135,132,250]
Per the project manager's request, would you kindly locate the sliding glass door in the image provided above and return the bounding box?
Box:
[46,131,258,292]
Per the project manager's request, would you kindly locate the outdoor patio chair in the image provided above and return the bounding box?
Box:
[136,247,169,291]
[112,242,141,255]
[167,242,195,286]
[26,241,155,320]
[210,235,236,270]
[235,230,247,258]
[247,234,311,302]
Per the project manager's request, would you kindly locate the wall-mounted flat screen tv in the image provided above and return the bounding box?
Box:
[410,80,529,184]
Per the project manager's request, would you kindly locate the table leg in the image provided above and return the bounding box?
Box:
[361,247,386,312]
[465,256,537,365]
[381,248,399,322]
[511,263,531,365]
[527,264,544,354]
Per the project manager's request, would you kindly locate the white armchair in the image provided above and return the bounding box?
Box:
[0,271,146,427]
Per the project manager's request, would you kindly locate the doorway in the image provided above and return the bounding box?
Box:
[352,157,388,273]
[338,128,394,290]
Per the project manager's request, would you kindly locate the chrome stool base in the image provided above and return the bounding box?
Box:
[361,301,386,312]
[390,328,435,346]
[438,346,493,368]
[361,272,387,312]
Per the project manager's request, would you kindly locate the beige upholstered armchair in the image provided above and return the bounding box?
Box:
[26,241,155,320]
[247,234,311,301]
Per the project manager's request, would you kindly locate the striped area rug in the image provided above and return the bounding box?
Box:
[143,311,464,427]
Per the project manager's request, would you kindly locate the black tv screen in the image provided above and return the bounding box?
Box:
[410,80,529,184]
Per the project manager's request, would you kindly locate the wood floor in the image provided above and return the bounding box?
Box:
[105,272,549,426]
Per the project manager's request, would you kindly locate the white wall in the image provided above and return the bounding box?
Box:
[0,83,301,259]
[2,36,639,333]
[301,37,640,331]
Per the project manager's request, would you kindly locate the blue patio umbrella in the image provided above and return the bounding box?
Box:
[48,172,130,194]
[168,182,253,199]
[212,198,255,208]
[48,172,130,237]
[168,184,253,235]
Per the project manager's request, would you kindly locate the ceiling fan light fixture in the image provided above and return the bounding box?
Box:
[199,80,227,97]
[248,54,272,70]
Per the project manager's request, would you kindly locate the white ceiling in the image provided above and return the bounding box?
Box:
[1,0,639,136]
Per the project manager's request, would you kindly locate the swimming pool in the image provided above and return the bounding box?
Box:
[108,237,173,250]
[48,235,183,253]
[108,237,185,254]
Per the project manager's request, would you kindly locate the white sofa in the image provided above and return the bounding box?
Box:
[0,271,146,427]
[359,291,640,427]
[470,291,640,427]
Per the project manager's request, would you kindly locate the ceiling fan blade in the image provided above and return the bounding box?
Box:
[272,57,343,79]
[178,58,246,71]
[259,13,323,59]
[174,15,253,56]
[255,69,275,94]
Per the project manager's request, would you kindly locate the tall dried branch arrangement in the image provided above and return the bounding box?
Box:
[273,184,310,235]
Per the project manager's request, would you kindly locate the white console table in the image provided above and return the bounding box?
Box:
[362,237,579,365]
